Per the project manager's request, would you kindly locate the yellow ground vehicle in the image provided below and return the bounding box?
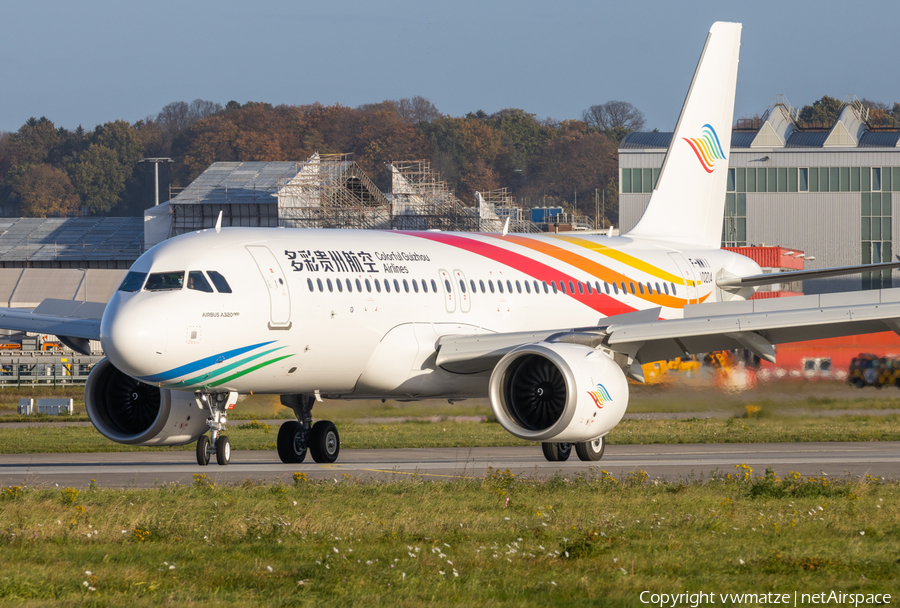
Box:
[641,356,702,384]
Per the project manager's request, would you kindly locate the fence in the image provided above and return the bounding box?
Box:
[0,354,104,387]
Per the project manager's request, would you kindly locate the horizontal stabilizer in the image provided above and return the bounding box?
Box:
[717,261,900,288]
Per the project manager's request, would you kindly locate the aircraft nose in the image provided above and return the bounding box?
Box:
[100,294,167,378]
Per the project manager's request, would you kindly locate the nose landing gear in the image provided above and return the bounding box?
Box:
[195,392,234,466]
[277,394,340,464]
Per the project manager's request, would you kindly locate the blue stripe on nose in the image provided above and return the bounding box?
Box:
[137,341,276,383]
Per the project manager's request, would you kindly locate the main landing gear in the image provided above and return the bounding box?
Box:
[541,436,606,462]
[196,392,232,466]
[276,394,340,464]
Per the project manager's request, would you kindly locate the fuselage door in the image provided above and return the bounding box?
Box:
[453,269,471,313]
[438,269,456,313]
[667,252,699,305]
[247,246,292,329]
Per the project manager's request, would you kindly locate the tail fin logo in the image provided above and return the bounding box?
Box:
[586,383,612,409]
[682,124,726,173]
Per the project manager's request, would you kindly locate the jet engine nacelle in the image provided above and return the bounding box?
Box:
[489,342,629,443]
[85,358,209,446]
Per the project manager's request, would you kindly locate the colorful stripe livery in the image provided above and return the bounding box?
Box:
[401,231,638,316]
[138,341,293,389]
[402,231,709,313]
[682,124,726,173]
[586,383,612,409]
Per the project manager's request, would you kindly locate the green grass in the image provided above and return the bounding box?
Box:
[0,470,895,606]
[0,415,898,454]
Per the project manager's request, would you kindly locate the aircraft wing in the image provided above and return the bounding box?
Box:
[436,288,900,377]
[605,288,900,366]
[0,299,104,355]
[717,260,900,288]
[435,308,661,373]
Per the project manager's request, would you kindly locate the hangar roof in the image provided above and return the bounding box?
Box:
[0,217,143,262]
[620,95,899,152]
[170,161,302,206]
[620,131,760,150]
[859,131,900,148]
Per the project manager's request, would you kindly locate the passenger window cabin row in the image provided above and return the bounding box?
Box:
[306,276,679,297]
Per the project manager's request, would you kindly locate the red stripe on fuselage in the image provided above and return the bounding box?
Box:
[399,231,637,316]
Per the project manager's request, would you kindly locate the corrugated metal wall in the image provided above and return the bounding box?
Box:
[747,193,863,293]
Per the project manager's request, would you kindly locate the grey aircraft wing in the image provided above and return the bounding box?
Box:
[435,288,900,380]
[0,299,104,355]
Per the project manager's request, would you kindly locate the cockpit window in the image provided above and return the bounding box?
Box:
[207,271,232,293]
[118,271,147,292]
[144,271,185,291]
[187,271,214,293]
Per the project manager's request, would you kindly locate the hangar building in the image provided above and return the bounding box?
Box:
[619,97,900,293]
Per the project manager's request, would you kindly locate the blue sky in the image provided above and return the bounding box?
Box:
[1,0,897,133]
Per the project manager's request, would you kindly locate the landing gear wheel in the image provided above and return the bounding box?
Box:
[309,421,340,463]
[196,435,211,466]
[541,442,572,462]
[277,421,307,464]
[575,436,606,462]
[215,435,231,466]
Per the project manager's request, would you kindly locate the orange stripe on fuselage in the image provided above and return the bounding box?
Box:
[547,235,710,305]
[492,234,687,309]
[550,235,689,284]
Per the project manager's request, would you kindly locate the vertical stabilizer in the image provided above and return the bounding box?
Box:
[626,22,742,248]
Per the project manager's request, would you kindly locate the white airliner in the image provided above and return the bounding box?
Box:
[4,22,900,466]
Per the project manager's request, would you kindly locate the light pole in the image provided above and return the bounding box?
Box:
[138,158,174,206]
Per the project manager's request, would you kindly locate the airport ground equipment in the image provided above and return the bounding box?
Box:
[17,399,33,415]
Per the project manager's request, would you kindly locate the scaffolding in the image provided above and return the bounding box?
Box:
[277,153,391,230]
[388,160,481,232]
[477,188,541,233]
[164,154,543,237]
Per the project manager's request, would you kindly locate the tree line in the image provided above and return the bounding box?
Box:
[0,95,896,223]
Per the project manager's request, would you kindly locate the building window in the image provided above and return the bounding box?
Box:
[872,167,882,192]
[746,167,756,192]
[621,167,661,194]
[850,167,860,192]
[862,191,892,290]
[799,167,809,192]
[722,192,747,247]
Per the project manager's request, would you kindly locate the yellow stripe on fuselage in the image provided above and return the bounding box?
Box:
[493,234,686,309]
[550,235,693,286]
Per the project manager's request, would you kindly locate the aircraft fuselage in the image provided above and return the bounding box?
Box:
[101,227,760,399]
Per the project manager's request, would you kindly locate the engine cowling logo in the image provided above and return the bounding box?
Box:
[586,383,612,409]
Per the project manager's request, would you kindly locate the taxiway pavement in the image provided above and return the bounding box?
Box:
[1,442,897,488]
